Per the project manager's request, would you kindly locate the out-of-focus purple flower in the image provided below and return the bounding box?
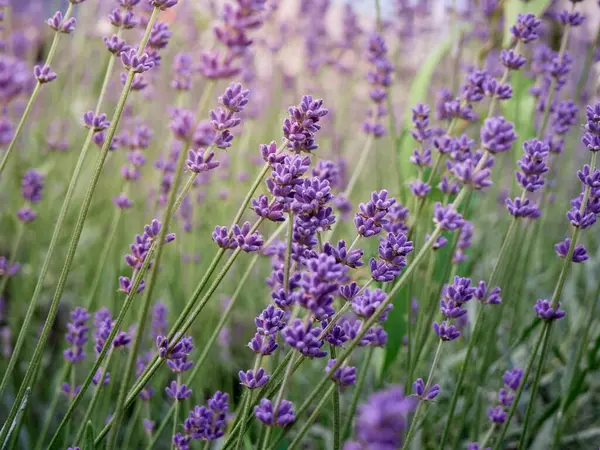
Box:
[109,8,138,29]
[363,34,393,137]
[149,0,179,10]
[453,221,473,263]
[21,169,44,203]
[186,149,219,173]
[339,282,360,301]
[488,405,507,423]
[254,398,295,426]
[113,193,133,209]
[369,258,402,282]
[558,10,585,26]
[410,103,432,142]
[0,257,19,278]
[409,180,431,198]
[452,159,492,190]
[534,299,566,320]
[555,238,588,263]
[47,11,76,33]
[343,386,415,449]
[17,207,37,223]
[500,49,527,70]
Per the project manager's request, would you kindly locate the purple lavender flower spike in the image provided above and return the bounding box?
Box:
[433,203,465,230]
[283,95,328,153]
[488,405,507,423]
[412,378,440,400]
[113,193,133,209]
[113,330,132,348]
[148,21,172,49]
[370,258,402,282]
[505,197,538,218]
[474,281,502,305]
[166,380,192,400]
[149,0,179,10]
[534,299,566,320]
[212,225,238,250]
[255,305,287,335]
[558,10,585,26]
[323,240,364,268]
[47,11,76,33]
[63,307,90,364]
[186,149,219,173]
[326,359,357,387]
[232,221,264,252]
[173,433,190,450]
[254,398,295,426]
[109,8,138,29]
[219,83,250,112]
[34,65,57,83]
[452,159,492,190]
[121,49,155,73]
[359,325,388,347]
[433,321,461,341]
[555,238,588,263]
[239,368,270,389]
[17,207,37,223]
[282,319,327,358]
[481,117,517,154]
[363,34,393,137]
[567,207,596,229]
[510,13,541,43]
[352,288,392,322]
[503,368,524,390]
[500,49,527,70]
[409,180,431,198]
[83,111,110,132]
[118,276,145,294]
[339,282,360,301]
[252,195,285,222]
[0,257,19,278]
[248,333,278,355]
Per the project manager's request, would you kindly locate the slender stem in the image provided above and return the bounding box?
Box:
[519,322,553,449]
[285,384,336,450]
[171,376,182,450]
[33,363,70,450]
[0,388,30,450]
[283,213,294,294]
[551,279,600,448]
[84,205,124,310]
[480,424,496,449]
[492,324,547,450]
[341,347,373,441]
[74,347,116,445]
[402,340,443,450]
[0,20,125,404]
[261,427,272,450]
[108,132,190,449]
[330,345,340,450]
[0,3,74,175]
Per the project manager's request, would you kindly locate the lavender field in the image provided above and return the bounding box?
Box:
[0,0,599,448]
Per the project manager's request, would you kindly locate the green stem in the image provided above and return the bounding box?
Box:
[330,345,340,450]
[171,375,182,450]
[0,221,24,297]
[285,384,336,450]
[33,362,70,450]
[341,347,374,441]
[402,340,443,450]
[551,279,600,449]
[0,388,29,450]
[107,125,190,450]
[74,347,116,445]
[46,238,157,449]
[492,323,547,450]
[0,4,74,175]
[0,20,124,404]
[84,206,124,310]
[480,424,496,449]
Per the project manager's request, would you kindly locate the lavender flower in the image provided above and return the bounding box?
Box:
[63,307,90,364]
[352,289,391,322]
[412,378,440,400]
[254,398,295,426]
[282,319,327,358]
[121,49,154,73]
[239,368,270,389]
[510,13,541,43]
[433,321,461,341]
[34,65,57,83]
[555,238,588,263]
[324,240,364,268]
[480,117,517,154]
[21,169,44,203]
[433,203,465,230]
[326,359,357,386]
[166,381,192,400]
[534,299,566,320]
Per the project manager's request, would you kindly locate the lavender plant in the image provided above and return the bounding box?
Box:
[1,0,600,449]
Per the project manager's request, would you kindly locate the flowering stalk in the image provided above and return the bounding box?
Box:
[0,221,24,297]
[0,7,161,438]
[330,345,341,450]
[73,347,116,446]
[45,242,155,449]
[341,347,374,440]
[402,340,443,449]
[285,384,336,450]
[33,363,71,450]
[0,34,123,401]
[550,278,600,449]
[0,3,76,175]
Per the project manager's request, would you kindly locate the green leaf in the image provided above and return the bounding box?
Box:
[503,0,553,47]
[84,421,95,450]
[381,284,408,377]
